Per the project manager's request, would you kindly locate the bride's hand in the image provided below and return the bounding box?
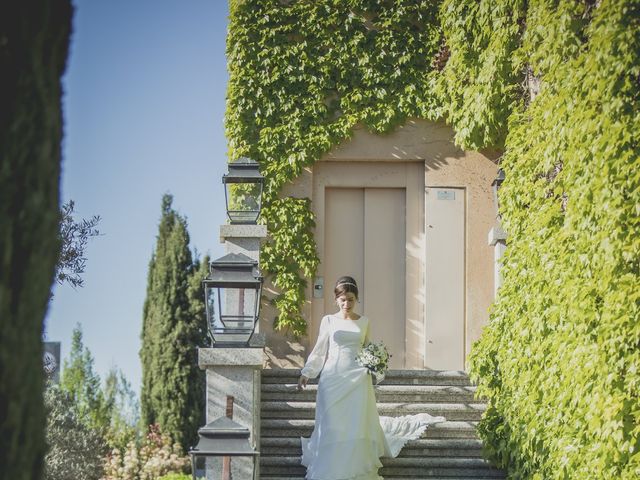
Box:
[297,375,309,390]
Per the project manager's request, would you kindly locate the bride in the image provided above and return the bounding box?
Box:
[297,276,445,480]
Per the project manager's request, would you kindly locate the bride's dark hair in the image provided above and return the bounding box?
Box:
[334,276,358,299]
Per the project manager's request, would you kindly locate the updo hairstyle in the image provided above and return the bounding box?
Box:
[334,276,359,300]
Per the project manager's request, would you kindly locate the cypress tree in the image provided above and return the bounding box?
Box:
[184,252,210,443]
[0,2,72,479]
[140,194,206,450]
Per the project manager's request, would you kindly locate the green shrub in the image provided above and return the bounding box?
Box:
[44,385,106,480]
[156,474,191,480]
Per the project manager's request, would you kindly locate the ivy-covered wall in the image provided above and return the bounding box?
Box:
[467,1,640,478]
[226,0,444,334]
[226,0,639,476]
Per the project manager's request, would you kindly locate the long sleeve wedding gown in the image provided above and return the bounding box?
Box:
[300,314,446,480]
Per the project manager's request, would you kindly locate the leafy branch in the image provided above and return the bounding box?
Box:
[56,200,101,289]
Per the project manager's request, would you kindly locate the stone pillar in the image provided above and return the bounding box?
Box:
[488,224,507,297]
[197,223,268,478]
[219,224,267,261]
[198,343,264,433]
[198,340,265,478]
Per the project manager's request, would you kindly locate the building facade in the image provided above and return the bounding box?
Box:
[261,118,499,372]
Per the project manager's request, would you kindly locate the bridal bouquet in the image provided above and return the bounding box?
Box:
[356,341,390,384]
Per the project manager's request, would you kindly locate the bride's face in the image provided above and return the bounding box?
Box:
[336,292,357,314]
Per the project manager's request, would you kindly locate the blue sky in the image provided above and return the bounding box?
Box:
[45,0,231,394]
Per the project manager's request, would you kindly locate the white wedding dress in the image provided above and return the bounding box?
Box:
[300,314,446,480]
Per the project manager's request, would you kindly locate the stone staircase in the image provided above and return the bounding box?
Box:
[259,369,506,479]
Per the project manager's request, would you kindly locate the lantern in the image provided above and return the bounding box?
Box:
[203,253,262,346]
[223,157,264,224]
[189,416,259,480]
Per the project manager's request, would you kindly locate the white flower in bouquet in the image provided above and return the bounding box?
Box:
[356,341,390,384]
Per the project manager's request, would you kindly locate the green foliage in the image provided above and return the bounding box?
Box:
[60,324,111,433]
[102,424,189,480]
[467,0,640,478]
[0,2,72,479]
[156,474,191,480]
[56,200,101,289]
[228,182,261,213]
[140,194,206,451]
[227,0,444,335]
[58,326,139,452]
[103,367,140,451]
[228,0,640,477]
[260,197,319,333]
[44,385,106,480]
[187,252,211,343]
[183,251,208,430]
[437,0,526,149]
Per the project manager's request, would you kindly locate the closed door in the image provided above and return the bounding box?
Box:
[324,187,406,368]
[425,187,465,370]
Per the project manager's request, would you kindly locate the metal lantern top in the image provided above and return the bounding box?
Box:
[204,253,261,288]
[223,157,264,224]
[189,416,259,457]
[222,157,264,184]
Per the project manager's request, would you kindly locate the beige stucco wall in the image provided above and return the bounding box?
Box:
[260,118,498,371]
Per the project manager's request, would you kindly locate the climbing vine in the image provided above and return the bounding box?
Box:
[225,0,539,335]
[437,0,526,149]
[227,0,639,477]
[463,0,640,478]
[226,0,444,334]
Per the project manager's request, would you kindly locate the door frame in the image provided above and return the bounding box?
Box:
[311,161,425,369]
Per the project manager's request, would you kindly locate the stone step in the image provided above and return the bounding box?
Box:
[261,401,485,421]
[262,368,474,386]
[261,455,501,469]
[260,437,486,458]
[259,370,504,478]
[261,419,479,439]
[261,467,505,478]
[261,477,503,480]
[261,383,480,403]
[260,455,505,478]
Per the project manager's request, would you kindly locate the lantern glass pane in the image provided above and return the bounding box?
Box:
[207,286,258,345]
[225,182,262,223]
[205,287,217,325]
[221,287,256,324]
[193,456,206,479]
[192,455,254,480]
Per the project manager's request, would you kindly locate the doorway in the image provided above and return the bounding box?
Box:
[424,187,466,370]
[312,161,424,369]
[323,187,406,368]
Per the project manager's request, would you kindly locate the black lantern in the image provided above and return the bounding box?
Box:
[203,253,263,346]
[223,157,264,224]
[492,168,505,214]
[189,416,259,480]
